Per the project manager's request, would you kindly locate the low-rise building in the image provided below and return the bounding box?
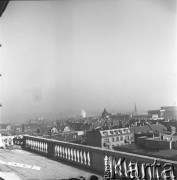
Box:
[0,124,11,133]
[160,132,177,142]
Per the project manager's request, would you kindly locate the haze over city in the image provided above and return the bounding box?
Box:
[0,0,176,123]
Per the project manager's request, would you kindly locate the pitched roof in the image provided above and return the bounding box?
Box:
[129,125,151,134]
[67,122,84,131]
[80,122,92,131]
[149,123,167,133]
[90,121,105,130]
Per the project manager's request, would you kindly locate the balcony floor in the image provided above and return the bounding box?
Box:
[0,148,102,180]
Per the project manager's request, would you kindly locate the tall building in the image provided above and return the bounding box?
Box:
[148,106,177,120]
[161,106,177,120]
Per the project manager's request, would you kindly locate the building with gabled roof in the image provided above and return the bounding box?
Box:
[149,123,167,133]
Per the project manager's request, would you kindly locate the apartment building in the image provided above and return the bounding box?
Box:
[87,127,133,150]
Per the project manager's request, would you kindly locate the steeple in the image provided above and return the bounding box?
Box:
[134,103,137,115]
[101,108,110,119]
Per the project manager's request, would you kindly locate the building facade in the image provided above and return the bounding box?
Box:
[161,106,177,120]
[87,127,133,150]
[148,106,177,120]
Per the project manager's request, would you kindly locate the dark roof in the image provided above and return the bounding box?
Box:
[0,1,9,17]
[129,123,167,134]
[129,125,151,134]
[67,122,84,131]
[101,108,111,118]
[0,124,10,129]
[80,122,92,131]
[161,121,177,129]
[149,123,167,133]
[161,106,177,111]
[90,121,105,130]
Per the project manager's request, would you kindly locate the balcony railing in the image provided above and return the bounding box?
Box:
[21,135,177,179]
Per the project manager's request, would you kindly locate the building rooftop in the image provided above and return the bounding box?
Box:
[149,123,167,133]
[0,148,101,180]
[129,123,167,134]
[129,125,150,134]
[161,106,177,111]
[100,127,130,137]
[114,143,177,161]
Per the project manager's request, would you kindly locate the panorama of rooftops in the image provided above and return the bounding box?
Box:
[0,1,177,179]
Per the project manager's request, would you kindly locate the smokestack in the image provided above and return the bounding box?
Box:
[81,110,86,118]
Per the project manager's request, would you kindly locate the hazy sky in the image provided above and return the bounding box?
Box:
[0,0,177,122]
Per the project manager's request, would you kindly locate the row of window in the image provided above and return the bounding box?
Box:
[104,135,131,143]
[102,129,130,136]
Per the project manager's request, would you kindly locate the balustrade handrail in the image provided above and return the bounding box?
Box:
[23,135,177,165]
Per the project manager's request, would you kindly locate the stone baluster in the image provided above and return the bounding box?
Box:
[87,152,90,166]
[34,141,36,150]
[37,141,39,151]
[31,140,33,148]
[68,148,70,160]
[39,142,42,152]
[46,143,48,153]
[65,147,68,159]
[80,150,83,164]
[83,151,87,165]
[62,147,65,158]
[56,145,58,156]
[71,148,73,161]
[59,146,62,157]
[74,149,77,162]
[41,142,43,152]
[77,150,80,163]
[44,143,46,153]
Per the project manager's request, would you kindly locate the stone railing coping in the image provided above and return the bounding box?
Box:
[24,135,177,165]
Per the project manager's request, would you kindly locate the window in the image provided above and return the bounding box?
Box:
[123,129,128,133]
[120,136,123,141]
[104,138,109,142]
[118,130,122,134]
[116,136,119,141]
[125,135,129,140]
[103,131,108,136]
[110,131,114,135]
[112,137,114,142]
[114,130,118,134]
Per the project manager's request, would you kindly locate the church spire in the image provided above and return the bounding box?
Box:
[134,103,137,115]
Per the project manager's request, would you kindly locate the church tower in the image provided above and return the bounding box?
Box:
[134,103,137,115]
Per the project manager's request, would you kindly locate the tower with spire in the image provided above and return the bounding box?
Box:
[134,103,137,115]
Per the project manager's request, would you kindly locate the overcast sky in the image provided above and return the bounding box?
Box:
[0,0,177,122]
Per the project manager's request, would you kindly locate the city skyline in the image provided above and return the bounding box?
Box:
[0,0,176,122]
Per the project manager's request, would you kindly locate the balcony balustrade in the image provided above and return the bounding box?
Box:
[21,135,177,179]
